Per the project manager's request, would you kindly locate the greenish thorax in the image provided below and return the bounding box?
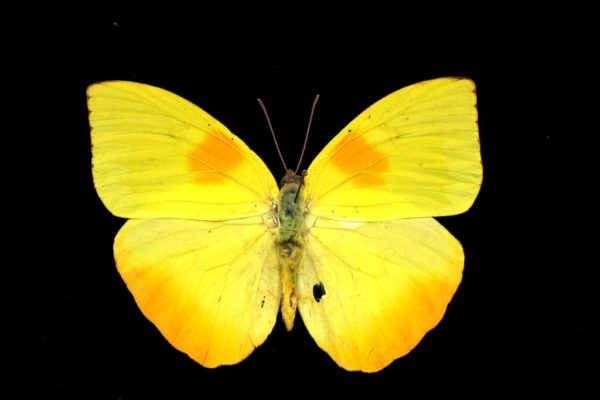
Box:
[276,170,306,243]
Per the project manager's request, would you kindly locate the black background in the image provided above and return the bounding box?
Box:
[33,9,596,398]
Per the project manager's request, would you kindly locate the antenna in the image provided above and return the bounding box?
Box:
[258,95,321,174]
[295,94,320,173]
[258,98,288,172]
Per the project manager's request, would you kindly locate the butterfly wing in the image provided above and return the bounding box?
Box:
[114,216,280,367]
[297,77,481,371]
[88,82,282,366]
[305,77,481,221]
[88,81,278,220]
[297,217,463,372]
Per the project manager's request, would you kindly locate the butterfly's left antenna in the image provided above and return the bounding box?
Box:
[258,98,288,172]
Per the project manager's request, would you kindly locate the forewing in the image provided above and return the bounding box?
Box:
[306,77,481,221]
[88,81,278,220]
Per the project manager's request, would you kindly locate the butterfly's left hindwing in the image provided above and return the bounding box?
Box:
[115,217,280,367]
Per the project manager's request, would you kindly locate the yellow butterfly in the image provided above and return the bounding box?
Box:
[87,78,482,372]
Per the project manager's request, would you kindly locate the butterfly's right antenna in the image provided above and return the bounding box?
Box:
[258,98,288,172]
[295,94,320,174]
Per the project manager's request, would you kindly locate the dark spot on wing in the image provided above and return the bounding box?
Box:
[313,282,326,302]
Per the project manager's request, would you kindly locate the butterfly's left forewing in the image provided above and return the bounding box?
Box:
[88,81,278,220]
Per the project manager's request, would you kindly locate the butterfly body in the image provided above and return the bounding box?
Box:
[274,170,307,330]
[88,78,482,372]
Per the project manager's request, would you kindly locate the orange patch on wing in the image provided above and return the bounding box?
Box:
[119,261,214,364]
[187,131,243,184]
[329,133,389,187]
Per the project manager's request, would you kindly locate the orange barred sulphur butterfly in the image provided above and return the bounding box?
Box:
[87,78,481,372]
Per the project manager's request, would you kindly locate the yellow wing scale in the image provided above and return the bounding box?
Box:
[88,78,482,372]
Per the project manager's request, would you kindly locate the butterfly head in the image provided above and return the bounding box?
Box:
[279,169,306,187]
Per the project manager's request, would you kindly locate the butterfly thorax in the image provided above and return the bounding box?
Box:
[275,170,306,331]
[277,171,306,242]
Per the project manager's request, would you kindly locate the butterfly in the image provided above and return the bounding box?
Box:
[87,78,482,372]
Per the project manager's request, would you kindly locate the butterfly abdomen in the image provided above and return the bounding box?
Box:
[275,175,306,331]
